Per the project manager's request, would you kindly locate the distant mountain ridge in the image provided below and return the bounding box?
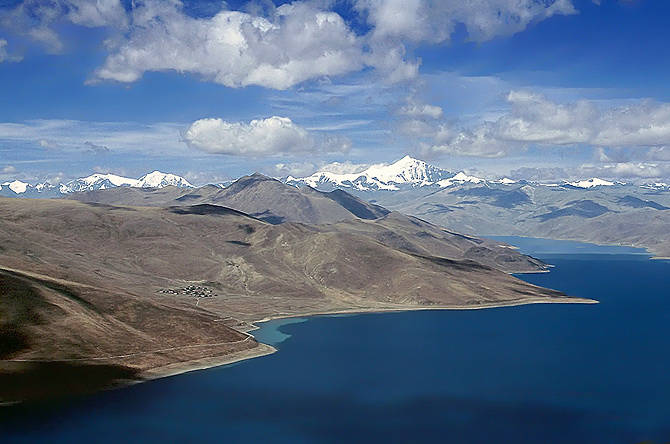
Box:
[0,171,193,197]
[1,156,666,200]
[283,155,629,192]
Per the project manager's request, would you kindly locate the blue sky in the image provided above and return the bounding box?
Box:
[2,0,670,184]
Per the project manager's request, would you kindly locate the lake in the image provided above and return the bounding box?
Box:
[2,237,669,443]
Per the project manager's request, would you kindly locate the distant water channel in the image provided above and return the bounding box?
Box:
[2,237,670,443]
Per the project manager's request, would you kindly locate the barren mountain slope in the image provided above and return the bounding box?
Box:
[66,175,546,272]
[68,173,390,225]
[0,198,592,401]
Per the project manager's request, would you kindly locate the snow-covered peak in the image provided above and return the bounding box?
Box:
[641,182,669,190]
[35,182,56,191]
[1,180,29,194]
[436,172,485,187]
[81,173,140,187]
[451,172,485,183]
[61,173,140,194]
[363,155,448,185]
[287,155,452,191]
[138,171,193,188]
[496,178,517,184]
[568,178,615,188]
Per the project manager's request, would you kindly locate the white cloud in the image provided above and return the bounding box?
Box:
[304,120,373,131]
[183,116,351,156]
[422,123,519,158]
[509,166,568,181]
[0,39,21,63]
[271,161,318,177]
[356,0,576,43]
[418,91,670,157]
[270,159,370,177]
[318,160,371,175]
[38,139,58,149]
[0,119,188,155]
[83,140,111,154]
[580,162,670,179]
[2,0,585,89]
[66,0,128,28]
[0,39,7,62]
[399,99,443,119]
[93,1,365,89]
[0,1,65,53]
[0,0,126,53]
[89,0,580,89]
[352,0,578,86]
[2,165,17,174]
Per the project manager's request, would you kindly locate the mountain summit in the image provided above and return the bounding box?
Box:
[137,171,193,189]
[286,155,454,191]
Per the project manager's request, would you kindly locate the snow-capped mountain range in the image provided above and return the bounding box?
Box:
[60,171,193,194]
[283,156,620,192]
[286,155,464,191]
[285,156,455,191]
[0,171,193,197]
[2,156,665,198]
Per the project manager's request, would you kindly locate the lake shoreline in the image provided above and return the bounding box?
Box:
[134,296,597,384]
[0,296,595,407]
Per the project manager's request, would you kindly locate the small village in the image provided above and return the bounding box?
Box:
[158,285,218,299]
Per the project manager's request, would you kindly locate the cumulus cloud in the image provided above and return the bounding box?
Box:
[2,0,584,88]
[183,116,351,156]
[86,0,578,89]
[93,1,365,89]
[417,91,670,157]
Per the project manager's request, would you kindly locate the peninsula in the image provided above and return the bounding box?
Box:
[0,177,593,403]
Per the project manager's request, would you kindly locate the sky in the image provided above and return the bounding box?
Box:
[2,0,670,185]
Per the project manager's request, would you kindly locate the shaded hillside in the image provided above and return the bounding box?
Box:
[0,265,257,402]
[68,173,389,225]
[0,198,590,399]
[328,212,547,273]
[0,199,577,319]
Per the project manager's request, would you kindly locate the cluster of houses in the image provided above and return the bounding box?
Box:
[158,285,218,299]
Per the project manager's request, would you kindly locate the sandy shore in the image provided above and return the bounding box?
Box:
[250,296,597,326]
[141,343,277,381]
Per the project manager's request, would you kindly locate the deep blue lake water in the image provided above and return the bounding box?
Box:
[2,237,670,443]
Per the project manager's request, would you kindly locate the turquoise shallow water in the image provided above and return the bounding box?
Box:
[2,237,670,443]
